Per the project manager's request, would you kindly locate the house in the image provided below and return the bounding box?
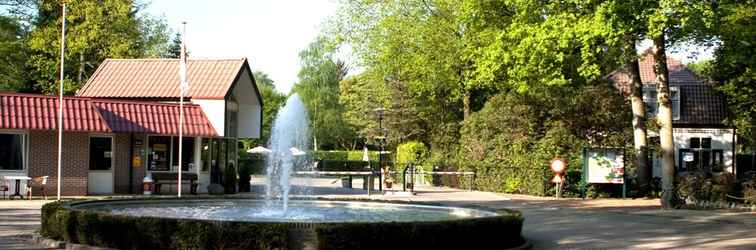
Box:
[608,52,736,176]
[0,58,262,196]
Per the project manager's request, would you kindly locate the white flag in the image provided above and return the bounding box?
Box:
[179,38,188,97]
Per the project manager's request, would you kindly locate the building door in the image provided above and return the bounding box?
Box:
[88,136,114,194]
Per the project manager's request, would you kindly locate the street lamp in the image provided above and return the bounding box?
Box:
[373,108,386,191]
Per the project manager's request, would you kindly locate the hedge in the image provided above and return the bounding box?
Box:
[41,198,525,250]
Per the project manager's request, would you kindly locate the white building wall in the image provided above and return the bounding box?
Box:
[652,127,736,177]
[232,67,262,139]
[193,99,226,137]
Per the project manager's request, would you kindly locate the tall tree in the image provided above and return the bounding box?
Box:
[599,0,655,196]
[646,0,717,208]
[254,71,286,145]
[710,0,756,152]
[0,15,31,91]
[165,33,182,58]
[26,0,170,94]
[293,36,356,150]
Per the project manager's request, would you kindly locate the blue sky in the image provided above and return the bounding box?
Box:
[144,0,339,94]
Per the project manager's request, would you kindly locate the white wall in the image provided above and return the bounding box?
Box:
[652,128,736,177]
[193,99,226,137]
[232,67,262,139]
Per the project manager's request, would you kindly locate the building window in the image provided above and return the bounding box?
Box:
[0,133,25,170]
[89,137,113,171]
[148,136,171,171]
[642,85,680,120]
[681,137,720,172]
[171,137,195,171]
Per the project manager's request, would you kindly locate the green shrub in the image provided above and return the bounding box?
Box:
[743,180,756,205]
[40,199,525,250]
[457,86,631,196]
[678,171,736,203]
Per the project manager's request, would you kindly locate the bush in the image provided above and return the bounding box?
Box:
[40,201,290,250]
[40,199,525,250]
[677,171,736,203]
[458,86,631,196]
[743,179,756,205]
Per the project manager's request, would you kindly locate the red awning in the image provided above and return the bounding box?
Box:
[0,93,109,132]
[93,100,217,137]
[0,93,217,137]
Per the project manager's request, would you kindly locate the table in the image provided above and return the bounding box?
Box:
[4,176,31,199]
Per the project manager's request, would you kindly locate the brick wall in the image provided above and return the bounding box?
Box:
[113,134,130,193]
[28,131,89,196]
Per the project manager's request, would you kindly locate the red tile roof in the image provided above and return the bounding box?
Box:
[77,58,247,99]
[0,93,109,132]
[607,53,728,127]
[93,100,217,137]
[0,93,217,137]
[636,51,701,84]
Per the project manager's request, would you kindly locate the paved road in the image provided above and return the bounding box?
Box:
[1,181,755,249]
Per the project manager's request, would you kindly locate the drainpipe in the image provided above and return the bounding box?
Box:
[129,133,134,194]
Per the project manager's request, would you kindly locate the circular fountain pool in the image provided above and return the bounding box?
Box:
[42,198,525,250]
[73,199,498,223]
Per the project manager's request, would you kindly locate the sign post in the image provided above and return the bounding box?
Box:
[582,148,626,199]
[550,158,566,199]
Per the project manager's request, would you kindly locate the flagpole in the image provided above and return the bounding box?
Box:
[56,2,67,201]
[178,22,187,197]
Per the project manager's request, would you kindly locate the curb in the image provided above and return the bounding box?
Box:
[508,240,533,250]
[29,233,65,249]
[28,233,118,250]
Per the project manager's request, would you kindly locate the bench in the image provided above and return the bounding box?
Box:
[151,172,199,195]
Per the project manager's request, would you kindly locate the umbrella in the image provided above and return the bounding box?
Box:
[247,146,271,154]
[289,147,306,156]
[362,147,370,162]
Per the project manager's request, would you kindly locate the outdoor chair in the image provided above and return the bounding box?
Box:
[0,177,8,200]
[26,176,48,200]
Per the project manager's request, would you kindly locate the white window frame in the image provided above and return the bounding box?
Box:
[670,86,681,121]
[0,130,28,173]
[642,85,680,120]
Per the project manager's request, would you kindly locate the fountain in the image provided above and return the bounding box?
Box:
[264,93,311,212]
[40,95,525,249]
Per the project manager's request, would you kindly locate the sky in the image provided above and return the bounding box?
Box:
[144,1,713,94]
[144,0,339,94]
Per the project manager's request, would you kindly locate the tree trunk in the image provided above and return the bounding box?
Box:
[624,36,651,196]
[78,52,85,85]
[652,35,676,209]
[462,91,471,121]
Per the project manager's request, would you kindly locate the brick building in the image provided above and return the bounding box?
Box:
[0,58,262,196]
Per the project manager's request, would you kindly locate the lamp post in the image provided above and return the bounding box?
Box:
[374,108,386,192]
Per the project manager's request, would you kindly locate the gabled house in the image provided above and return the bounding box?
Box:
[608,52,736,176]
[0,58,262,196]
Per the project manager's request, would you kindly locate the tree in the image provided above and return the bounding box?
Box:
[645,0,717,209]
[709,0,756,152]
[598,0,656,196]
[293,36,356,150]
[254,71,286,145]
[26,0,170,94]
[0,15,31,91]
[165,33,182,58]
